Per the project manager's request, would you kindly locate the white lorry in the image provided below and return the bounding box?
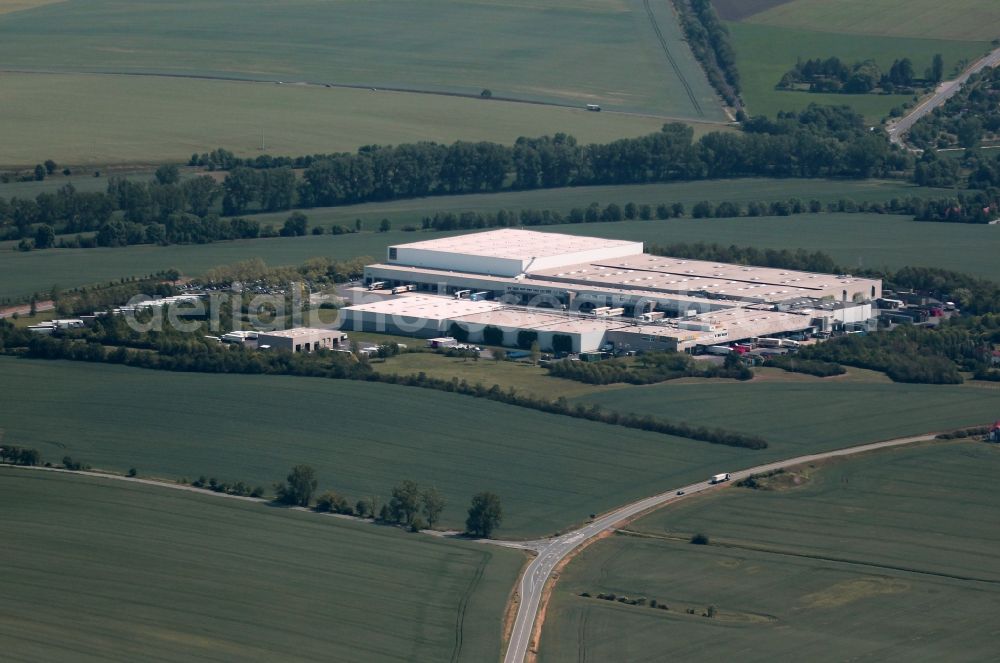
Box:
[709,473,731,484]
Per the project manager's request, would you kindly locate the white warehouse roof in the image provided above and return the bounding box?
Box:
[387,228,643,277]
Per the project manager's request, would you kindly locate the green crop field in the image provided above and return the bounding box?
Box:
[0,73,680,168]
[725,22,989,121]
[576,372,1000,461]
[0,229,417,301]
[538,441,1000,661]
[371,352,615,400]
[245,177,943,231]
[0,357,769,538]
[744,0,1000,42]
[4,177,989,301]
[0,468,523,662]
[549,213,1000,280]
[0,0,726,164]
[0,171,144,198]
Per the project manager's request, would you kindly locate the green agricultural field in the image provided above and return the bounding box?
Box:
[744,0,1000,42]
[0,357,766,538]
[0,0,723,119]
[5,178,988,301]
[245,177,944,231]
[0,229,415,301]
[0,468,523,662]
[549,213,1000,280]
[576,372,1000,461]
[0,73,679,168]
[725,21,989,121]
[538,442,1000,661]
[371,352,613,400]
[0,171,138,198]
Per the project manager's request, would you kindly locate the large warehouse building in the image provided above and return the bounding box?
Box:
[344,229,881,353]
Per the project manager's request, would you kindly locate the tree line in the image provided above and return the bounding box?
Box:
[548,351,752,385]
[272,464,502,537]
[777,55,939,95]
[673,0,742,110]
[11,103,998,249]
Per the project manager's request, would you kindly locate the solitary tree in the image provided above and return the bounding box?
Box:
[530,340,541,365]
[931,53,944,82]
[378,218,392,232]
[33,164,46,181]
[421,486,446,528]
[389,480,421,524]
[465,492,503,538]
[43,159,57,175]
[275,464,318,507]
[281,211,308,237]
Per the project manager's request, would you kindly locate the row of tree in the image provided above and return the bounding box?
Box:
[777,55,940,94]
[548,351,752,385]
[672,0,742,109]
[0,445,41,466]
[273,464,502,537]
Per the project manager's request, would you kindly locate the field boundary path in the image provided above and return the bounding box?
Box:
[501,432,940,663]
[887,45,1000,151]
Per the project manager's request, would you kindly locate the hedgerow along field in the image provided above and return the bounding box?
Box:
[741,0,1000,41]
[0,468,523,662]
[0,357,770,538]
[576,372,1000,461]
[4,180,992,301]
[0,73,678,168]
[243,176,944,230]
[0,0,724,119]
[549,212,1000,281]
[724,21,989,121]
[537,442,1000,661]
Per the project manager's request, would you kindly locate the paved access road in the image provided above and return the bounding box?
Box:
[887,46,1000,150]
[501,433,937,663]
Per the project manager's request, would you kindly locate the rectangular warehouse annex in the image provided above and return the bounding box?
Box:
[385,228,643,277]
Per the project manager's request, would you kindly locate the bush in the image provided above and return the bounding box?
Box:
[691,533,709,545]
[314,490,350,514]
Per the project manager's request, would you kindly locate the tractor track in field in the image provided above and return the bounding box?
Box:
[642,0,704,118]
[0,67,729,126]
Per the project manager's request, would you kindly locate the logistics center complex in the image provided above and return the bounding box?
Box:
[342,229,881,353]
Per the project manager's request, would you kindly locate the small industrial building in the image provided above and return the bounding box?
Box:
[256,327,347,353]
[342,229,883,353]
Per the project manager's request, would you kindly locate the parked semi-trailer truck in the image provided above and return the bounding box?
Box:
[710,473,731,484]
[706,345,732,355]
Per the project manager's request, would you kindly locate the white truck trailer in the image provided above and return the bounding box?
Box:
[709,473,731,484]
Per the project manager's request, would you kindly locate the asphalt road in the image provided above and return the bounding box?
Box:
[887,46,1000,150]
[501,432,937,663]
